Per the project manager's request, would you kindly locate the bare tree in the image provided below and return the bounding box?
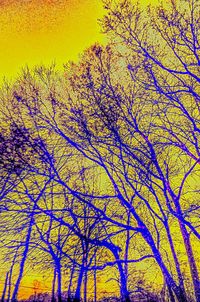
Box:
[0,3,199,299]
[101,0,200,300]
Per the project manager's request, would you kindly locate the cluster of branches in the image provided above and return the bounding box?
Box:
[0,1,199,302]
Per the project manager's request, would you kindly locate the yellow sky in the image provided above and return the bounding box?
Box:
[0,0,160,83]
[0,0,107,82]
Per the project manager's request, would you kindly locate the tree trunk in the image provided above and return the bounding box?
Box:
[51,267,57,302]
[164,220,187,301]
[124,210,131,284]
[118,264,131,302]
[112,249,130,302]
[93,254,97,302]
[83,244,88,302]
[74,265,84,302]
[83,270,88,302]
[179,221,200,302]
[67,261,76,302]
[7,250,18,302]
[11,216,34,302]
[142,226,187,302]
[57,259,62,302]
[166,281,176,302]
[127,203,186,302]
[1,272,9,302]
[172,196,200,302]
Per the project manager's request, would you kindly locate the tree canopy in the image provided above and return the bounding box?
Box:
[0,1,199,302]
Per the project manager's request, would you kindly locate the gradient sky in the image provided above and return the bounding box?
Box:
[0,0,107,82]
[0,0,160,83]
